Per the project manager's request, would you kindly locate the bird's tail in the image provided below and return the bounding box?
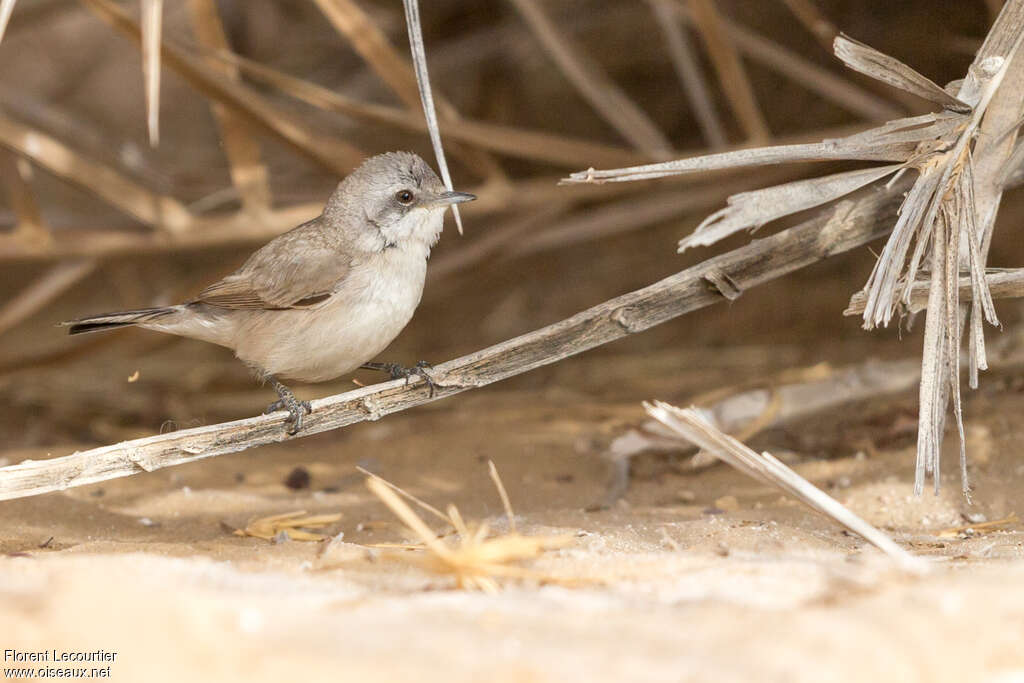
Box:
[62,306,178,335]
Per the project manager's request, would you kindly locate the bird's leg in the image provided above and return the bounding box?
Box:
[264,375,312,435]
[361,361,437,397]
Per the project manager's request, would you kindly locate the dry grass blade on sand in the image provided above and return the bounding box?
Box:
[644,402,929,574]
[229,510,343,542]
[364,466,573,592]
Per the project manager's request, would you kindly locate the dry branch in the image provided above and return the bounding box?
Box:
[0,178,905,501]
[566,1,1024,494]
[0,201,320,262]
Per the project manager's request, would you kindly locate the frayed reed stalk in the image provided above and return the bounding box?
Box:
[567,1,1024,494]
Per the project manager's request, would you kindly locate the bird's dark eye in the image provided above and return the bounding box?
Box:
[395,189,415,205]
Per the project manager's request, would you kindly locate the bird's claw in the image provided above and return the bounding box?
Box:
[265,398,312,435]
[363,361,437,397]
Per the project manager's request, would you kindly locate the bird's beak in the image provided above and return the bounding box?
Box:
[429,190,476,207]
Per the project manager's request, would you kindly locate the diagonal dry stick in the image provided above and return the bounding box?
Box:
[0,178,907,501]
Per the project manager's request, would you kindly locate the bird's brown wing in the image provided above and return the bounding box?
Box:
[195,219,350,310]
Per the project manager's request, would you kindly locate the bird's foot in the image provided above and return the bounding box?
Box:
[361,361,437,397]
[264,397,312,435]
[264,377,312,435]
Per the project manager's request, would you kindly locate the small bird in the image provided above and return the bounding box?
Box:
[64,152,475,433]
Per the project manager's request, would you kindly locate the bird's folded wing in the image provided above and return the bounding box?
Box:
[195,224,350,310]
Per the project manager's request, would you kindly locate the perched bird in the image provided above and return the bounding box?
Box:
[64,152,475,433]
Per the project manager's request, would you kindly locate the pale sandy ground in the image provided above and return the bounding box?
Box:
[4,337,1024,683]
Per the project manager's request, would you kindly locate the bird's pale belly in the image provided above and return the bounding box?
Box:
[231,258,426,383]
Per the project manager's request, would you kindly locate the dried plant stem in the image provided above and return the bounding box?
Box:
[0,179,905,501]
[844,268,1024,315]
[644,402,928,574]
[508,0,673,157]
[0,113,192,232]
[312,0,500,181]
[141,0,162,146]
[0,150,47,243]
[0,201,321,262]
[646,0,727,147]
[186,0,271,211]
[203,48,650,169]
[669,3,901,121]
[0,259,97,337]
[401,0,465,233]
[80,0,365,176]
[720,20,903,121]
[0,0,16,44]
[779,0,837,52]
[686,0,770,141]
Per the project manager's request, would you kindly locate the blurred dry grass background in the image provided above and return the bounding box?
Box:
[1,0,1019,445]
[4,3,1024,681]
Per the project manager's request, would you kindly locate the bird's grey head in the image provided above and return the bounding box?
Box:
[324,151,475,253]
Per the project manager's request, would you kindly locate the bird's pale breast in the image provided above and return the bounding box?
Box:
[230,247,429,382]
